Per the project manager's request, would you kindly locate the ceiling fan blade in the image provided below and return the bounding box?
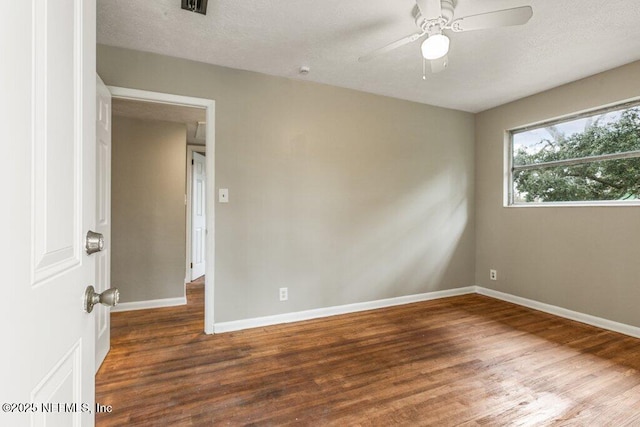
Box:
[450,6,533,32]
[416,0,442,20]
[430,54,449,73]
[358,32,424,62]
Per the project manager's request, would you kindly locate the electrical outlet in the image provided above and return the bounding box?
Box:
[279,287,288,301]
[490,269,497,281]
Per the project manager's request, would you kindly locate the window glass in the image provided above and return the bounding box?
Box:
[510,103,640,204]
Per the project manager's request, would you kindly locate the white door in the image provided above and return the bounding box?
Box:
[191,152,207,280]
[0,1,98,426]
[95,76,112,371]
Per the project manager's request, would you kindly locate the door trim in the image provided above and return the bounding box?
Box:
[107,86,216,334]
[185,145,206,284]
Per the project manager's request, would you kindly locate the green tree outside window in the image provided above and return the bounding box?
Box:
[512,106,640,203]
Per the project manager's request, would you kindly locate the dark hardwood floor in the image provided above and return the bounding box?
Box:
[96,283,640,426]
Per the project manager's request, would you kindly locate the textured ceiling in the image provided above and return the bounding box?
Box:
[98,0,640,113]
[112,98,206,144]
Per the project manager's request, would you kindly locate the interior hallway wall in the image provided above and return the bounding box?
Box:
[111,115,187,303]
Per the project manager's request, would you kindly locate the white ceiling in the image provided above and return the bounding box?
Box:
[112,98,206,144]
[98,0,640,113]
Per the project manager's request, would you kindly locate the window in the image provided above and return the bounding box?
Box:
[508,101,640,205]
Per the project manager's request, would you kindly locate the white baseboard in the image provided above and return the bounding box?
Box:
[112,296,187,312]
[213,285,640,338]
[213,286,476,333]
[475,286,640,339]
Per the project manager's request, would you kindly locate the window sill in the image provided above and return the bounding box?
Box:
[506,201,640,208]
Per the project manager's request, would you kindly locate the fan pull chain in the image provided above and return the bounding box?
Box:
[422,58,426,80]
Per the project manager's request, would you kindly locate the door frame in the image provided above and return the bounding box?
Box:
[96,75,113,372]
[108,86,216,334]
[186,145,206,283]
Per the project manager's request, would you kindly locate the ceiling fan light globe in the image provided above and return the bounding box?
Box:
[421,34,450,60]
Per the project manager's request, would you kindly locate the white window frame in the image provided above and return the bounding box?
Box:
[506,98,640,207]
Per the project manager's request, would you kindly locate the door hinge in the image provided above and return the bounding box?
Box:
[192,159,194,165]
[190,262,193,268]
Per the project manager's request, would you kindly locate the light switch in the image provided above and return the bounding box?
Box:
[219,188,229,203]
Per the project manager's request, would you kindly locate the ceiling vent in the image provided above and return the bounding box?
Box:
[181,0,208,15]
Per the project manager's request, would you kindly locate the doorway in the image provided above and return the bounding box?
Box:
[108,87,215,334]
[187,146,207,282]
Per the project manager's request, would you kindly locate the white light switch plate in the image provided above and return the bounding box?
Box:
[219,188,229,203]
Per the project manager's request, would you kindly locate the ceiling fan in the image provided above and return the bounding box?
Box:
[358,0,533,74]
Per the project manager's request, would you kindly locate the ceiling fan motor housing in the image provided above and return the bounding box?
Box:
[415,0,455,32]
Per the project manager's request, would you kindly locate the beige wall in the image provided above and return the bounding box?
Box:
[476,60,640,327]
[98,45,476,323]
[111,116,187,303]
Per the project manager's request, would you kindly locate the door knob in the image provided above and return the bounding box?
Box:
[84,285,119,313]
[85,230,104,255]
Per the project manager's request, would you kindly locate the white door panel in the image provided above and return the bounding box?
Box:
[191,152,207,280]
[0,0,97,426]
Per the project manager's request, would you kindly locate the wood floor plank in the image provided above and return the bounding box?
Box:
[96,285,640,426]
